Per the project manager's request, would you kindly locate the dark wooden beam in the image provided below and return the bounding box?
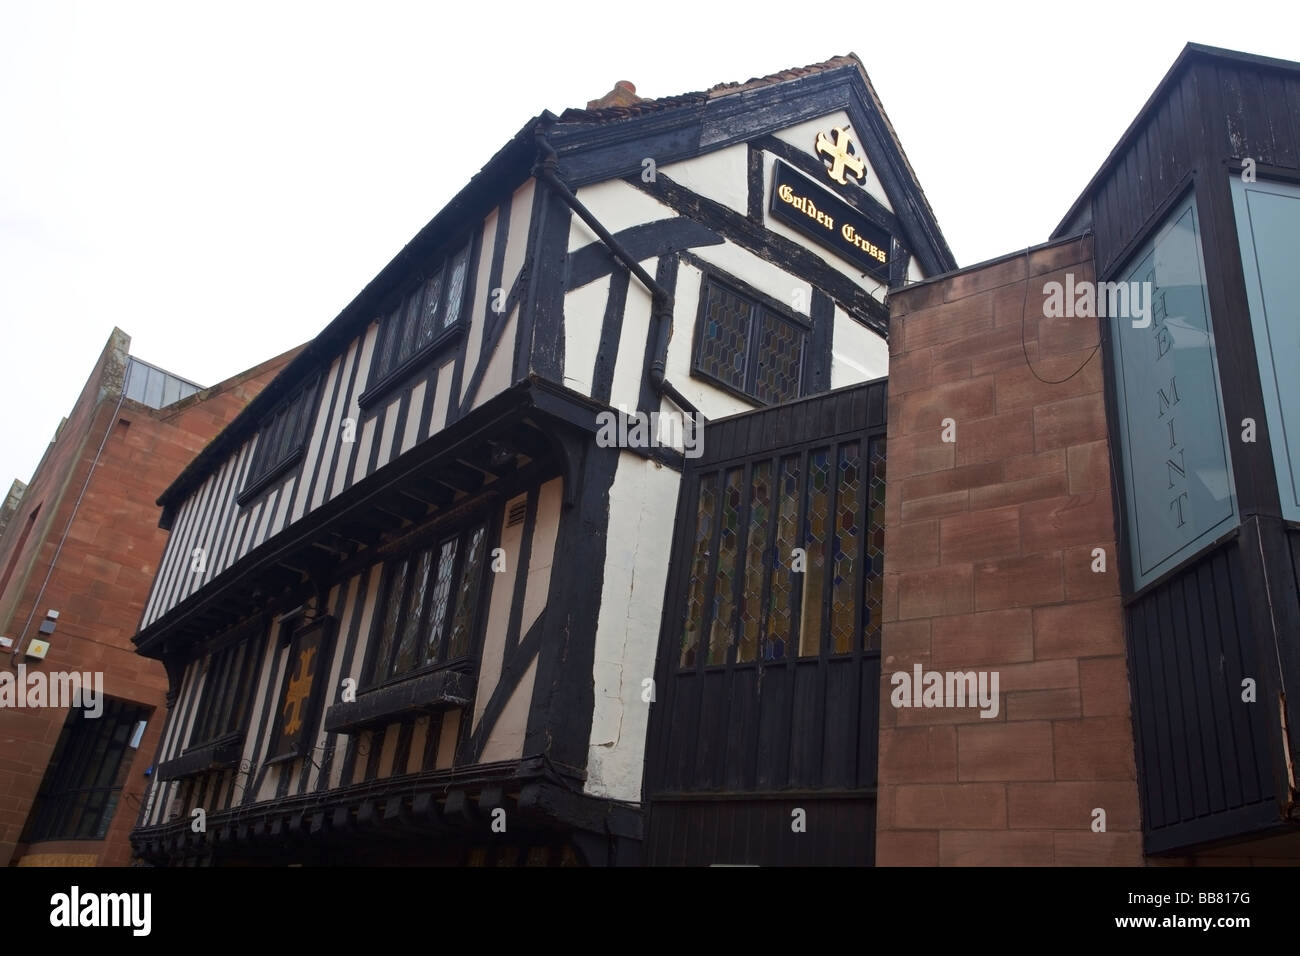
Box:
[433,461,485,494]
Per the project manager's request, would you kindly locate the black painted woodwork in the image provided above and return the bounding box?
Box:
[643,378,887,866]
[130,757,639,866]
[323,668,475,735]
[134,380,602,657]
[1054,44,1300,854]
[156,734,244,782]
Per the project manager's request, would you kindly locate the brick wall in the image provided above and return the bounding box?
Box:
[876,236,1144,865]
[0,329,297,866]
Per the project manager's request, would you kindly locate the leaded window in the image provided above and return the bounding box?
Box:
[187,620,263,750]
[693,275,807,405]
[366,522,488,685]
[371,240,472,387]
[679,438,885,668]
[239,374,320,504]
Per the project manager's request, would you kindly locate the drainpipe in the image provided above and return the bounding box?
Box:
[533,126,700,418]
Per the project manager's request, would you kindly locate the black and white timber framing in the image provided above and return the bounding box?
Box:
[129,54,954,866]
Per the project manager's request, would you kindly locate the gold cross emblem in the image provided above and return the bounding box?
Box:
[282,645,317,737]
[814,126,867,186]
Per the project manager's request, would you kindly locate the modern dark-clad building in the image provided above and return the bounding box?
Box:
[879,43,1300,865]
[1052,43,1300,860]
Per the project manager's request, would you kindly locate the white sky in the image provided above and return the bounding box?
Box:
[2,0,1298,489]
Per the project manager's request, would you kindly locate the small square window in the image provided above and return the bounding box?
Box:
[693,275,806,405]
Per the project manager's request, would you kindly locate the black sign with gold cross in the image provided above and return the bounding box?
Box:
[266,615,334,761]
[769,160,891,279]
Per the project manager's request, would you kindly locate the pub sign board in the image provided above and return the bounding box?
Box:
[769,159,891,279]
[266,614,335,761]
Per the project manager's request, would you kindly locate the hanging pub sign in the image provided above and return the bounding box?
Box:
[266,614,335,761]
[769,160,890,278]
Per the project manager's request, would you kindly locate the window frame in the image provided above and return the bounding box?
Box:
[237,373,321,507]
[20,697,151,843]
[362,516,491,692]
[676,435,885,672]
[358,236,475,411]
[184,619,265,753]
[691,270,810,407]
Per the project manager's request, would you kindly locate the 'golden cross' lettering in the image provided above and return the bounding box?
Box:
[815,126,867,186]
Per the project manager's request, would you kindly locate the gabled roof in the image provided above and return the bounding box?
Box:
[555,54,950,258]
[157,54,954,513]
[557,56,864,123]
[1053,42,1300,239]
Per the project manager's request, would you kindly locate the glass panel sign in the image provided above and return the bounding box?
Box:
[1231,177,1300,522]
[1111,193,1238,590]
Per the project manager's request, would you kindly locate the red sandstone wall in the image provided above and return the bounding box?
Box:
[876,236,1144,865]
[0,331,297,866]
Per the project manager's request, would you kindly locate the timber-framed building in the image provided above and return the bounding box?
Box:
[129,55,953,865]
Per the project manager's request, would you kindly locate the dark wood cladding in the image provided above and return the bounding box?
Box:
[644,380,886,865]
[695,377,886,467]
[647,795,875,866]
[1078,68,1196,277]
[1057,49,1300,280]
[1057,45,1300,854]
[1288,528,1300,598]
[1126,541,1280,852]
[652,657,880,795]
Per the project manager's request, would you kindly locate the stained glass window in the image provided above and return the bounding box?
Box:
[680,474,718,668]
[696,283,751,393]
[830,442,860,654]
[754,312,806,405]
[707,468,744,665]
[680,439,883,670]
[864,438,886,650]
[766,456,800,662]
[693,275,806,405]
[799,448,830,657]
[738,462,772,664]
